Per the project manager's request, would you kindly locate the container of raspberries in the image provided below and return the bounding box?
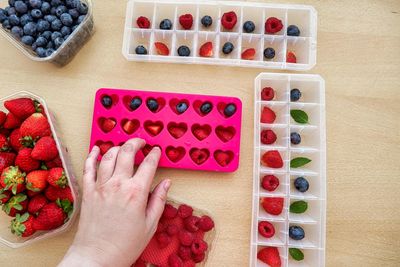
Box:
[133,199,216,267]
[0,91,78,248]
[0,0,94,66]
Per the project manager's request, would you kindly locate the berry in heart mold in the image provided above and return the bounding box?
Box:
[200,102,213,115]
[101,95,113,108]
[129,97,142,111]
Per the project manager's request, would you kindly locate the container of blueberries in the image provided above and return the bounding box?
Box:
[0,0,94,66]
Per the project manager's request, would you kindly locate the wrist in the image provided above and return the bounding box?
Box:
[58,245,104,267]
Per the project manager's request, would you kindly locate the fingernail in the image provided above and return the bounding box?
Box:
[122,143,133,152]
[163,179,171,191]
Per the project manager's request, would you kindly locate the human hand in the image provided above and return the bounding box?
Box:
[58,138,170,267]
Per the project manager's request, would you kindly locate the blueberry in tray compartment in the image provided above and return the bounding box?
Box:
[250,74,326,267]
[90,88,242,172]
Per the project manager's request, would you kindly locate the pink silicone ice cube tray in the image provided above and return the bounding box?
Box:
[89,88,242,172]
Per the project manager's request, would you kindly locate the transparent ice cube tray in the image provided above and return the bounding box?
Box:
[0,91,79,248]
[122,0,317,71]
[250,74,326,266]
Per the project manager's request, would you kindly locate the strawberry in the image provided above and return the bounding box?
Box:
[26,170,48,192]
[261,150,283,168]
[221,11,237,30]
[100,118,116,133]
[214,150,234,167]
[33,202,66,231]
[31,136,58,161]
[9,128,24,151]
[257,247,281,267]
[261,87,275,101]
[261,197,284,215]
[142,144,160,157]
[0,111,6,126]
[261,129,277,145]
[265,17,283,34]
[45,185,74,203]
[241,48,256,60]
[2,193,28,217]
[4,98,36,120]
[122,119,139,135]
[287,51,297,63]
[136,16,150,29]
[0,166,26,194]
[3,113,22,129]
[0,152,16,174]
[179,14,193,29]
[15,148,40,172]
[165,146,185,163]
[192,124,211,141]
[20,113,51,141]
[98,142,113,156]
[44,156,63,169]
[261,106,276,124]
[27,194,48,214]
[215,126,235,142]
[154,42,169,56]
[189,148,209,165]
[47,167,67,188]
[199,42,213,57]
[145,122,163,136]
[0,128,10,136]
[10,212,36,237]
[26,189,39,198]
[0,190,11,204]
[0,134,9,151]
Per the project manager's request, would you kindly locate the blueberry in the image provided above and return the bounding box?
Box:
[290,132,301,145]
[11,26,23,38]
[59,13,72,26]
[264,47,275,59]
[77,2,88,15]
[200,102,212,115]
[20,14,33,26]
[41,2,51,14]
[29,0,42,9]
[23,22,37,36]
[44,14,57,23]
[60,25,70,36]
[66,0,79,9]
[289,226,305,240]
[177,45,190,57]
[31,9,42,19]
[294,177,309,193]
[46,40,54,48]
[222,42,234,55]
[51,31,61,40]
[287,25,300,37]
[243,21,255,33]
[101,95,112,108]
[224,103,236,117]
[35,35,47,46]
[35,46,46,57]
[176,102,188,114]
[8,0,16,7]
[7,7,16,16]
[135,45,147,55]
[68,8,79,19]
[0,9,7,23]
[129,97,142,110]
[14,1,28,14]
[21,35,34,45]
[8,14,20,26]
[50,6,56,15]
[53,36,63,48]
[51,18,62,30]
[201,15,212,28]
[2,19,11,30]
[159,19,172,30]
[50,0,62,7]
[41,30,51,40]
[146,98,159,112]
[37,19,50,32]
[45,48,55,57]
[55,5,67,17]
[290,88,301,102]
[77,14,85,24]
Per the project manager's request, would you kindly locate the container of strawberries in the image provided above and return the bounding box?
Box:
[0,91,78,248]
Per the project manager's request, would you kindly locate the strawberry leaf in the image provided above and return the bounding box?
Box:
[290,157,312,168]
[290,201,308,214]
[289,248,304,261]
[290,110,308,124]
[19,212,29,222]
[11,184,17,195]
[14,204,22,210]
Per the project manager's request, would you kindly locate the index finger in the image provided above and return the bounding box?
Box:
[131,147,161,193]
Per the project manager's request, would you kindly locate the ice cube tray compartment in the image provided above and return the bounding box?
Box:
[89,88,242,172]
[250,74,326,267]
[122,0,317,70]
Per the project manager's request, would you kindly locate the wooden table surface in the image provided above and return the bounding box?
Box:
[0,0,399,266]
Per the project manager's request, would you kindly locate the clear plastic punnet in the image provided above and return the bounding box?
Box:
[250,74,326,266]
[0,0,94,66]
[0,91,79,248]
[122,0,317,71]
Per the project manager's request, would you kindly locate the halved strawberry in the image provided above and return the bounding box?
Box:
[261,106,276,124]
[241,48,256,60]
[165,146,185,163]
[287,51,297,63]
[100,118,116,133]
[97,141,114,156]
[144,121,164,136]
[199,42,213,57]
[261,197,284,216]
[214,150,234,167]
[155,42,170,56]
[191,124,211,141]
[122,119,140,135]
[189,148,209,165]
[261,150,283,168]
[257,247,281,267]
[179,14,193,29]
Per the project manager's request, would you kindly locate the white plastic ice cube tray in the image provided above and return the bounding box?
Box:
[122,0,317,71]
[250,73,326,267]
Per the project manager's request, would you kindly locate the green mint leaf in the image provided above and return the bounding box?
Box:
[289,248,304,261]
[290,157,312,168]
[290,201,308,214]
[291,110,309,124]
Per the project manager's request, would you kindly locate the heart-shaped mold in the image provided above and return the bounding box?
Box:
[215,126,236,142]
[189,148,210,165]
[165,146,186,163]
[191,124,212,141]
[95,140,114,156]
[121,119,140,134]
[193,100,213,117]
[214,150,234,167]
[98,117,117,133]
[146,97,166,113]
[167,122,188,139]
[217,102,237,118]
[144,120,164,136]
[169,98,190,115]
[100,94,119,110]
[142,144,162,157]
[123,95,143,112]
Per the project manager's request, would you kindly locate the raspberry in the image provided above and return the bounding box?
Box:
[179,230,194,246]
[261,197,284,216]
[162,204,178,219]
[258,221,275,238]
[191,238,208,255]
[183,260,196,267]
[260,106,276,124]
[156,221,166,233]
[192,252,205,263]
[265,17,283,34]
[261,150,283,168]
[261,87,275,101]
[133,259,147,267]
[221,11,237,30]
[261,175,280,191]
[168,253,183,267]
[260,129,277,145]
[198,215,214,232]
[156,232,171,249]
[178,245,192,261]
[179,14,193,30]
[257,247,281,267]
[287,51,297,63]
[184,215,200,232]
[166,224,179,236]
[178,204,193,219]
[136,16,150,28]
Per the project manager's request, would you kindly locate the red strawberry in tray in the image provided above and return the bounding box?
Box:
[9,128,24,151]
[45,185,74,203]
[0,111,6,126]
[0,190,12,204]
[15,148,40,172]
[199,42,213,57]
[155,42,170,56]
[0,134,10,151]
[257,246,281,267]
[2,193,28,217]
[4,98,37,120]
[31,136,59,161]
[10,212,36,237]
[0,166,26,194]
[0,152,16,174]
[3,113,22,129]
[33,202,68,231]
[27,194,48,214]
[261,197,284,216]
[20,113,51,141]
[47,167,67,188]
[179,14,193,30]
[26,170,48,192]
[44,156,63,169]
[261,150,283,168]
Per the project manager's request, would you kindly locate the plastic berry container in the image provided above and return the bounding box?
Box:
[250,74,326,266]
[0,91,79,248]
[122,0,317,71]
[0,0,94,66]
